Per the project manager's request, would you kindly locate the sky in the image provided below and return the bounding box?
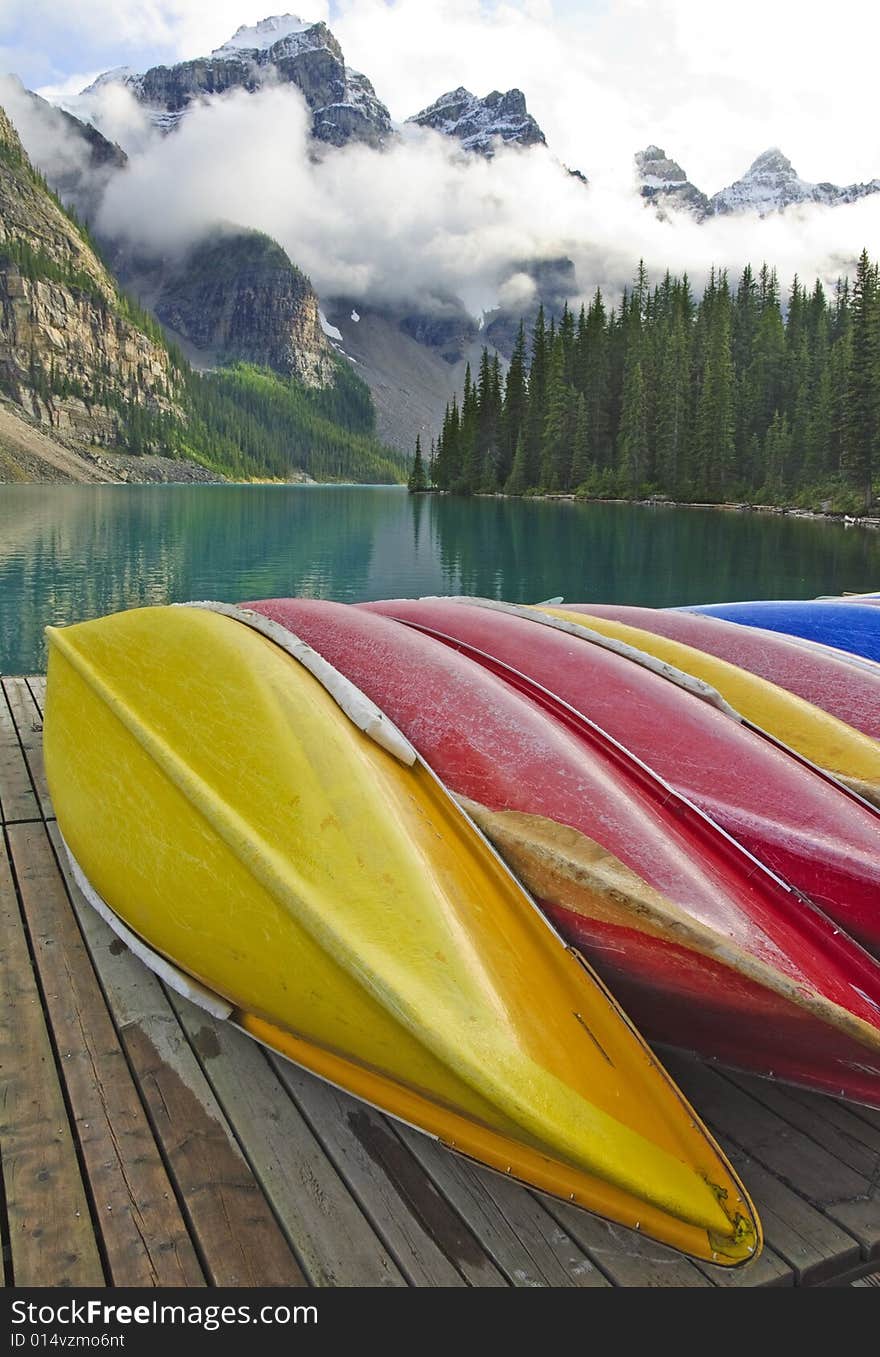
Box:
[1,1,878,318]
[2,0,879,191]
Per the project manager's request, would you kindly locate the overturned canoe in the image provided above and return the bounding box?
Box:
[43,603,760,1265]
[246,598,880,1110]
[559,602,880,740]
[361,596,880,956]
[535,605,880,808]
[679,600,880,664]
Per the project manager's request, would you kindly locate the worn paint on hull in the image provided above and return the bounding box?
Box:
[680,600,880,664]
[43,604,761,1264]
[533,605,880,808]
[248,599,880,1109]
[363,597,880,957]
[567,602,880,740]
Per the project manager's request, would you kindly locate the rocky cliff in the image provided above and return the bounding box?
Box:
[85,14,392,148]
[0,104,179,446]
[0,75,127,223]
[710,147,880,215]
[152,228,336,386]
[635,146,709,219]
[408,87,546,155]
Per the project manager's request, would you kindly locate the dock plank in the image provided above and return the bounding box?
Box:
[0,831,104,1286]
[2,679,51,820]
[395,1122,608,1287]
[725,1071,880,1189]
[0,685,39,825]
[667,1057,868,1280]
[8,820,204,1287]
[274,1058,504,1287]
[166,996,406,1287]
[547,1200,714,1288]
[49,826,307,1289]
[8,676,875,1288]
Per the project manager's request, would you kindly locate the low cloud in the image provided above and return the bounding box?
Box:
[82,80,880,319]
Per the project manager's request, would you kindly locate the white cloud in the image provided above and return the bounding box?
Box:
[90,81,880,317]
[4,2,879,187]
[4,1,879,322]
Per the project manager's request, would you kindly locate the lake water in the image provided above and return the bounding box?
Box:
[1,483,879,673]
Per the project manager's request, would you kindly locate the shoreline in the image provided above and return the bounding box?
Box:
[415,488,880,530]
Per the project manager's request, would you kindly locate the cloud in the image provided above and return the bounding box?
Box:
[89,80,880,319]
[331,0,880,188]
[2,1,877,187]
[4,1,879,323]
[2,3,330,89]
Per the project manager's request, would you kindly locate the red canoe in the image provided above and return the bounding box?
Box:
[245,597,880,1106]
[362,596,880,957]
[560,602,880,739]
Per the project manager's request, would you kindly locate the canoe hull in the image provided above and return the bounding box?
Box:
[249,597,880,1109]
[44,603,760,1263]
[564,602,880,739]
[680,600,880,663]
[367,597,880,955]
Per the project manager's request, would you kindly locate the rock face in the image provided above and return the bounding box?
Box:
[0,104,179,444]
[635,145,709,219]
[408,87,546,155]
[710,148,880,215]
[153,228,336,386]
[0,75,127,222]
[85,14,392,148]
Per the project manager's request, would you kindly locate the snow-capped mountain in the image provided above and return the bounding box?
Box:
[407,87,546,155]
[635,145,709,219]
[211,14,311,55]
[710,148,880,215]
[83,13,392,147]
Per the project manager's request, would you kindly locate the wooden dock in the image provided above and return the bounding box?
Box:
[2,674,879,1289]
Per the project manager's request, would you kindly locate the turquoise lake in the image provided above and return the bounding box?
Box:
[1,483,879,673]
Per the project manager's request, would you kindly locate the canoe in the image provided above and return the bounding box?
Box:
[246,598,880,1109]
[42,603,761,1264]
[361,597,880,956]
[534,605,880,808]
[679,600,880,664]
[556,602,880,740]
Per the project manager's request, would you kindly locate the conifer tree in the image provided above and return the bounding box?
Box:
[407,433,428,491]
[842,249,879,508]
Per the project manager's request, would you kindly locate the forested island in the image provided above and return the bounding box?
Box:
[411,250,879,513]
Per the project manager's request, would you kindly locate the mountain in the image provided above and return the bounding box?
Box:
[407,87,546,155]
[150,228,337,386]
[710,148,880,215]
[0,103,179,445]
[84,13,392,148]
[0,74,126,224]
[635,145,709,219]
[0,104,403,483]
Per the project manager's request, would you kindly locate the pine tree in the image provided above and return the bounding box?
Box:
[570,393,591,488]
[505,431,529,495]
[501,321,528,483]
[523,305,548,485]
[618,357,649,491]
[842,249,879,508]
[407,433,428,492]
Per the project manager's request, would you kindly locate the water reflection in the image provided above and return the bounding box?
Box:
[1,483,878,672]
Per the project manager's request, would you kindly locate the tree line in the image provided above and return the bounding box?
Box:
[413,251,879,511]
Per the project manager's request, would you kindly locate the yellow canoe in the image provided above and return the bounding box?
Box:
[536,606,880,806]
[44,603,759,1266]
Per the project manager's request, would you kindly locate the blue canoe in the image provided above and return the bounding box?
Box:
[675,600,880,663]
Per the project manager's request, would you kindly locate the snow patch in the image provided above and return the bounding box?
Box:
[350,309,360,322]
[318,309,343,341]
[212,15,310,56]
